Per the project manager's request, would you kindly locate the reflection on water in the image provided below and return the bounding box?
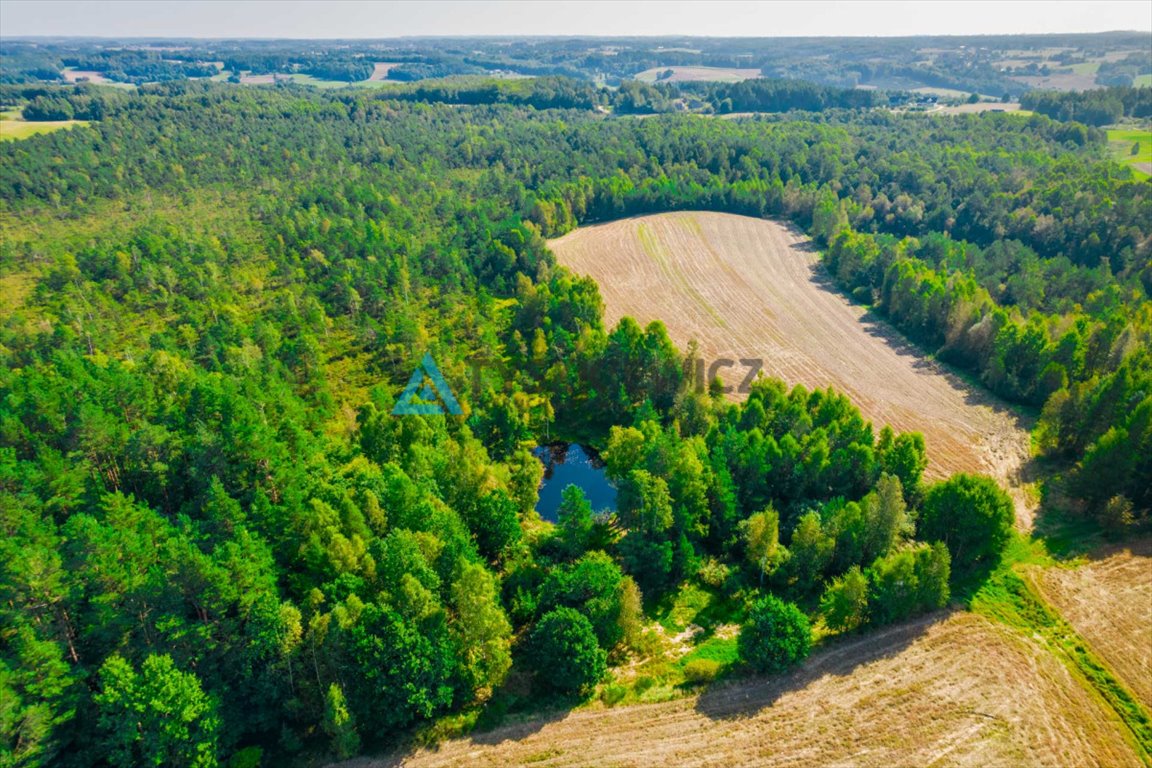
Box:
[533,443,617,522]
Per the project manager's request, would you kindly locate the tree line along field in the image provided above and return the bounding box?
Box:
[355,612,1144,767]
[0,79,1148,768]
[549,212,1036,523]
[0,107,88,141]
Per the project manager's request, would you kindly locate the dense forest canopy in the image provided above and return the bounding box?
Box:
[0,73,1149,768]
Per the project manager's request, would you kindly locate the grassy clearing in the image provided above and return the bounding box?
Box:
[0,273,36,320]
[0,118,89,141]
[1067,62,1102,75]
[1108,127,1152,178]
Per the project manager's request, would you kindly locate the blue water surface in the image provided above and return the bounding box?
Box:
[533,443,617,522]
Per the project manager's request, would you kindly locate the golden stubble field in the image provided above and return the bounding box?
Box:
[350,612,1142,768]
[1033,540,1152,711]
[548,212,1036,527]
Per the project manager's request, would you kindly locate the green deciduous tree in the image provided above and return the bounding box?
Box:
[737,595,811,674]
[820,565,869,632]
[918,474,1013,577]
[527,608,607,696]
[95,654,220,768]
[450,563,513,696]
[866,542,951,625]
[323,683,360,760]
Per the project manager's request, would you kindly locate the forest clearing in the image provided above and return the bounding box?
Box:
[549,212,1037,526]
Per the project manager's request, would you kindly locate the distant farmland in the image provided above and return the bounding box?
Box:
[549,212,1035,526]
[634,66,762,83]
[1108,128,1152,178]
[0,113,88,141]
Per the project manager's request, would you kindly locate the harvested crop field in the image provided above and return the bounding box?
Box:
[634,66,763,83]
[1033,540,1152,710]
[347,612,1142,768]
[368,62,400,81]
[933,102,1027,116]
[548,212,1034,524]
[61,68,114,84]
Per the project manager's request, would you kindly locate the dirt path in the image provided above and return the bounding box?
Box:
[548,212,1036,528]
[346,612,1141,767]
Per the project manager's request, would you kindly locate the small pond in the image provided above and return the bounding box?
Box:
[533,443,617,523]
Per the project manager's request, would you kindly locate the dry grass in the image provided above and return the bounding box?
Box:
[238,72,282,85]
[345,612,1141,768]
[634,66,762,83]
[369,62,400,81]
[933,103,1028,116]
[1034,540,1152,711]
[61,68,114,84]
[548,212,1035,527]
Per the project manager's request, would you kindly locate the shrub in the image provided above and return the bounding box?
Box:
[737,595,812,674]
[682,658,722,684]
[600,683,627,707]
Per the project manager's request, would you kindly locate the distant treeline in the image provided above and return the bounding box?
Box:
[1021,86,1152,126]
[62,51,218,85]
[220,53,376,82]
[0,84,132,121]
[382,75,881,114]
[3,32,1151,95]
[683,78,883,113]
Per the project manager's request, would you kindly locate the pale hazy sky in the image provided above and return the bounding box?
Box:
[2,0,1150,39]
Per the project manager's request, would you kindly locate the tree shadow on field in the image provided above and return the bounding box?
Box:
[465,702,574,747]
[693,609,953,721]
[345,674,577,767]
[805,261,1039,470]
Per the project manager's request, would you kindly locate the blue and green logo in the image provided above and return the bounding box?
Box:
[392,353,463,416]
